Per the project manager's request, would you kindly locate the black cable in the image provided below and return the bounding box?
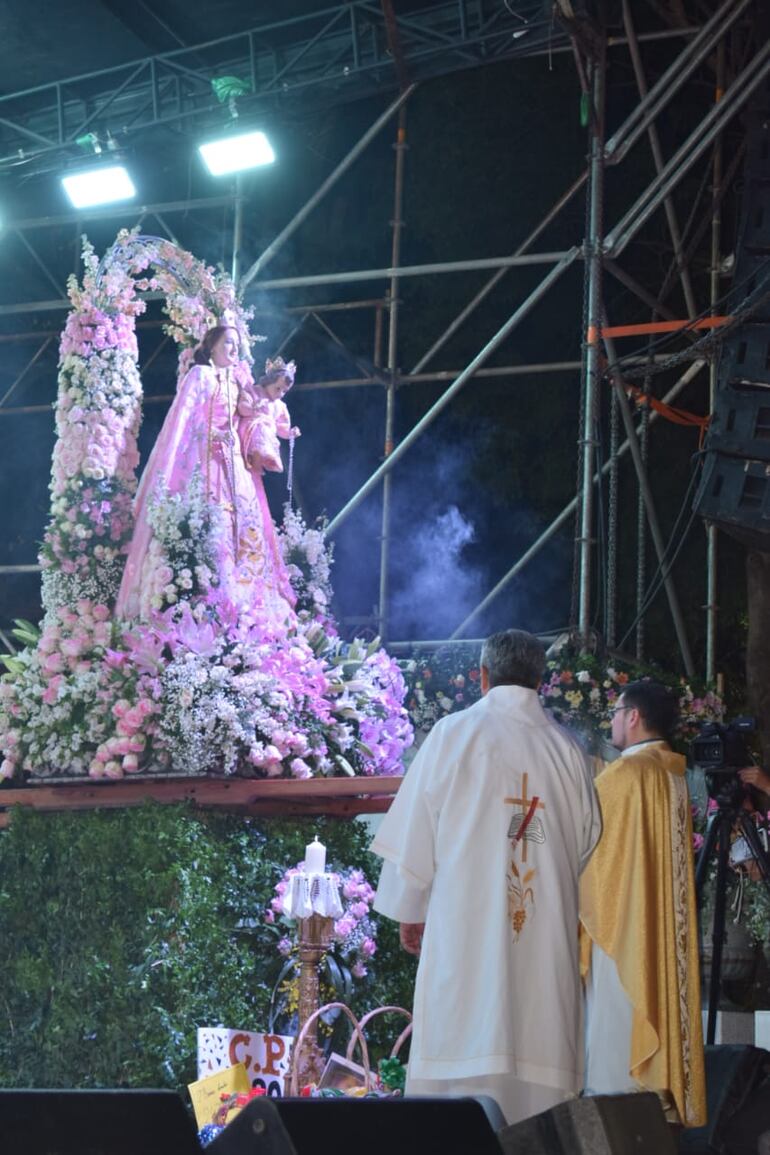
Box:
[607,254,770,379]
[616,463,702,649]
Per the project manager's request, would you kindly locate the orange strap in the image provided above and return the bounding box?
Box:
[594,316,731,340]
[622,382,711,446]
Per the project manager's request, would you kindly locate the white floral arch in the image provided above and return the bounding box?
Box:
[41,230,258,613]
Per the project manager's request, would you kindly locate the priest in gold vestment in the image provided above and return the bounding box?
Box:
[579,680,706,1128]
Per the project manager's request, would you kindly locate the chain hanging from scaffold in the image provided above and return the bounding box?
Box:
[614,271,770,384]
[606,380,619,648]
[635,345,652,662]
[287,431,295,509]
[571,51,605,638]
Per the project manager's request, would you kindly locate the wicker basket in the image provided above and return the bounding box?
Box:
[289,1003,412,1095]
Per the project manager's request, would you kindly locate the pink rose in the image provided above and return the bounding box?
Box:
[42,652,64,675]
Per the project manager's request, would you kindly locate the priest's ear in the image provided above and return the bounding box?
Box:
[480,665,490,694]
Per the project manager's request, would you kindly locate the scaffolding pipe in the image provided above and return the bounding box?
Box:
[231,174,244,284]
[8,194,237,232]
[605,0,750,163]
[0,354,693,416]
[603,335,696,677]
[249,250,571,291]
[239,84,415,289]
[449,359,707,639]
[410,169,588,374]
[577,51,606,641]
[606,37,770,255]
[706,45,725,686]
[378,106,408,640]
[325,247,580,536]
[622,0,697,319]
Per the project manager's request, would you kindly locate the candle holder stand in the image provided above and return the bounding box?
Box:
[295,912,334,1085]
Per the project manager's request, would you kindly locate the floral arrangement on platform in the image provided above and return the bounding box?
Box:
[539,649,725,755]
[0,609,412,781]
[0,231,413,781]
[265,863,378,1028]
[402,643,725,755]
[404,644,482,732]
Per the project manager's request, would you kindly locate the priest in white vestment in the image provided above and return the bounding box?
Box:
[371,629,601,1126]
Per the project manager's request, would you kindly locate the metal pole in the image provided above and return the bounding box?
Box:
[621,0,697,319]
[409,169,588,374]
[578,48,606,642]
[606,37,770,255]
[325,248,580,536]
[605,0,750,163]
[603,334,695,677]
[231,174,244,284]
[9,194,238,232]
[450,359,707,639]
[373,304,384,370]
[248,250,570,292]
[239,84,415,290]
[0,357,697,414]
[378,106,408,641]
[706,44,725,685]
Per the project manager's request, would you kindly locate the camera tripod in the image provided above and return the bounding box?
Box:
[695,775,770,1045]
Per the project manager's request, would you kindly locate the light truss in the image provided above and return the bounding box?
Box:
[0,1,556,170]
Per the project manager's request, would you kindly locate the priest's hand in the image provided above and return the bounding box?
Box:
[399,922,425,956]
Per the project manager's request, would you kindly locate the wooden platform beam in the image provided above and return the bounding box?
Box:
[0,775,402,828]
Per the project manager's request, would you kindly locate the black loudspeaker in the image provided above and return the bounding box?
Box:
[208,1095,505,1155]
[497,1092,676,1155]
[692,90,770,551]
[679,1044,770,1155]
[0,1088,202,1155]
[694,452,770,551]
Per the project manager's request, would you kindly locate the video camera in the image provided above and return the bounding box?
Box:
[690,716,756,806]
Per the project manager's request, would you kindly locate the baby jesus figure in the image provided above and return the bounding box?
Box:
[238,356,301,473]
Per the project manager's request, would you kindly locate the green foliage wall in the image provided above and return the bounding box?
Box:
[0,805,416,1090]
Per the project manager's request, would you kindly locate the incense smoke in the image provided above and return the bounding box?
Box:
[391,505,484,640]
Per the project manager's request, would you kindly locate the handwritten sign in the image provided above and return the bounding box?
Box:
[187,1061,250,1128]
[197,1027,294,1096]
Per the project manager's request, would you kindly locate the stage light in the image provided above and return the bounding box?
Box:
[61,165,136,209]
[198,130,275,176]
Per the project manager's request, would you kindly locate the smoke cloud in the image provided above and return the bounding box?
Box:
[390,505,485,639]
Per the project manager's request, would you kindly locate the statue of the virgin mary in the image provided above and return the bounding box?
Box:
[116,323,296,629]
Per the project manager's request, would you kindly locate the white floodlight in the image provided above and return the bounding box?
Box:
[198,130,275,176]
[61,164,136,209]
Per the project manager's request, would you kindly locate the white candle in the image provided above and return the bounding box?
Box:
[304,836,326,875]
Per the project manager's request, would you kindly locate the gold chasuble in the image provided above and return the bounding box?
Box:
[579,744,706,1128]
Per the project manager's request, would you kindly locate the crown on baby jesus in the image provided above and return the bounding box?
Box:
[263,356,296,385]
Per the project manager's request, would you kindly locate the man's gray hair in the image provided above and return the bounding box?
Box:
[480,629,545,690]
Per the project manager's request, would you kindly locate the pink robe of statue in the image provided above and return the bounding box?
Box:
[116,362,296,627]
[238,389,292,473]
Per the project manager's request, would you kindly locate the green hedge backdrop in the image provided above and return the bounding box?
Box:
[0,805,416,1090]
